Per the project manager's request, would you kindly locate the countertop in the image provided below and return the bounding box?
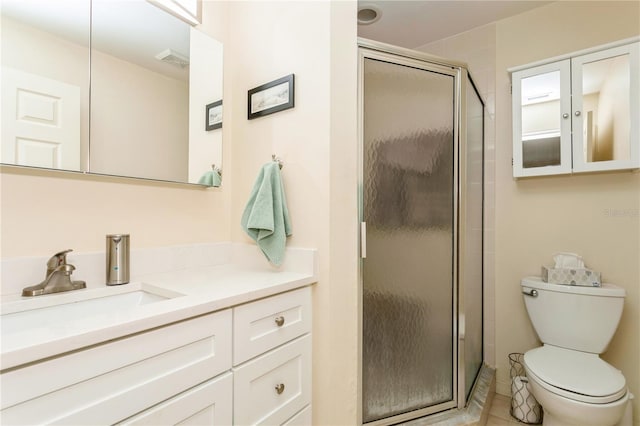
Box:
[0,263,316,371]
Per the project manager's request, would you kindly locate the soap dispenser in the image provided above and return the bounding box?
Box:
[106,234,130,285]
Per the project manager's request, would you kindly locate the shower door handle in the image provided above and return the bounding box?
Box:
[360,222,367,258]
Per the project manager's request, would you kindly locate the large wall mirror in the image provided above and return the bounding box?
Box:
[1,0,223,186]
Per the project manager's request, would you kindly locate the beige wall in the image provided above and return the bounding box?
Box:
[224,2,358,423]
[494,3,640,425]
[90,49,189,181]
[522,100,561,135]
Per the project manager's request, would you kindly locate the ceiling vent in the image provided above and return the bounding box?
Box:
[155,49,189,68]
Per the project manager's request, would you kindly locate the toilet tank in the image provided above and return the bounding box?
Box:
[521,277,625,354]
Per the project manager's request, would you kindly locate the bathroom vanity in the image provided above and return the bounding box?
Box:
[0,245,316,425]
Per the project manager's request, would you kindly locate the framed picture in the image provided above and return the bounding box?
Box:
[206,100,223,130]
[247,74,295,120]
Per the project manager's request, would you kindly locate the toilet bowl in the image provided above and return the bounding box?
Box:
[523,345,629,426]
[520,277,631,426]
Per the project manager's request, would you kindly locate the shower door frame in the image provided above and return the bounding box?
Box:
[357,38,481,426]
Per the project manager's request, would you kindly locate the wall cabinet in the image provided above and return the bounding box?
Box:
[0,286,312,425]
[511,40,639,177]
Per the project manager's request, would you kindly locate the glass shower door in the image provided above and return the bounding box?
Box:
[462,76,485,401]
[361,55,457,424]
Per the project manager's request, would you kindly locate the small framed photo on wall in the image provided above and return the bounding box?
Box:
[206,100,223,130]
[248,74,295,120]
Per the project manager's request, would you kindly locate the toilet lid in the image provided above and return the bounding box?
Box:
[524,346,626,399]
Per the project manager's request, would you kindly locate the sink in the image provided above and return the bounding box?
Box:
[0,284,183,352]
[3,290,167,331]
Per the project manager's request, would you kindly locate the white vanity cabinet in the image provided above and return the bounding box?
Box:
[119,373,233,425]
[232,287,312,425]
[511,40,639,177]
[0,286,312,426]
[0,309,233,425]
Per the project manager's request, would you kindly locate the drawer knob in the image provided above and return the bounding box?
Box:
[275,383,285,395]
[275,316,285,327]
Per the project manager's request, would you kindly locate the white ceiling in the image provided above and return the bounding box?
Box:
[357,0,553,49]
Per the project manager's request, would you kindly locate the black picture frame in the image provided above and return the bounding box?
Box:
[205,100,223,130]
[247,74,295,120]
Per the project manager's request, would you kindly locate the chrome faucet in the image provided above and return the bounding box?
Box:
[45,249,72,277]
[22,249,87,297]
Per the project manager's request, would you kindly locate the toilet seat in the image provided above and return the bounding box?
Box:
[524,345,627,404]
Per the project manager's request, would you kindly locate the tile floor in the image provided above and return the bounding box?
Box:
[486,394,524,425]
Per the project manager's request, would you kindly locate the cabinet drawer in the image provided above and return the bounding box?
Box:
[0,309,232,425]
[283,405,312,425]
[119,372,233,425]
[233,286,311,365]
[234,335,311,425]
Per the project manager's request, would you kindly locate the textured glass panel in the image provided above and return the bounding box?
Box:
[464,79,484,400]
[362,58,454,423]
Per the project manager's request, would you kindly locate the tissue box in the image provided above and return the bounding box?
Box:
[542,266,601,287]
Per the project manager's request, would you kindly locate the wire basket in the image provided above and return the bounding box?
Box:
[509,353,543,424]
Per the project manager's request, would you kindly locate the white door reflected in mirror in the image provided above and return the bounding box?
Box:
[1,68,81,170]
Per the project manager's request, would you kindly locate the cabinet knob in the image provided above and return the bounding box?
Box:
[275,316,285,327]
[575,110,581,117]
[275,383,285,395]
[562,113,569,119]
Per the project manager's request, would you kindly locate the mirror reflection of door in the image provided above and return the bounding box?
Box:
[1,68,81,170]
[580,54,631,163]
[1,0,90,172]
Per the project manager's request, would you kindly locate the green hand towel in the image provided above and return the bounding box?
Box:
[197,170,222,187]
[241,162,292,266]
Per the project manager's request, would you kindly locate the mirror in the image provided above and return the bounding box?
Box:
[580,54,631,163]
[520,70,562,168]
[1,0,223,186]
[1,0,90,171]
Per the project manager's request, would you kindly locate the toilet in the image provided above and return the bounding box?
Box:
[520,277,632,426]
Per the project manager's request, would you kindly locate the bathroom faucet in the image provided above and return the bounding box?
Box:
[45,249,72,277]
[22,250,87,297]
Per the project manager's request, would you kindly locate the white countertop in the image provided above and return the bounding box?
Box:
[1,262,316,371]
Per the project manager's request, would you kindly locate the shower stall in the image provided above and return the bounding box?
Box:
[358,39,485,425]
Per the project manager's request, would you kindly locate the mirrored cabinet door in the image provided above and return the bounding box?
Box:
[512,60,572,177]
[571,42,639,173]
[511,40,639,178]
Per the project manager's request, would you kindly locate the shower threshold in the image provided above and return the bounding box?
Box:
[399,365,496,426]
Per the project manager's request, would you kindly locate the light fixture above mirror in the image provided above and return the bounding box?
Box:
[148,0,201,26]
